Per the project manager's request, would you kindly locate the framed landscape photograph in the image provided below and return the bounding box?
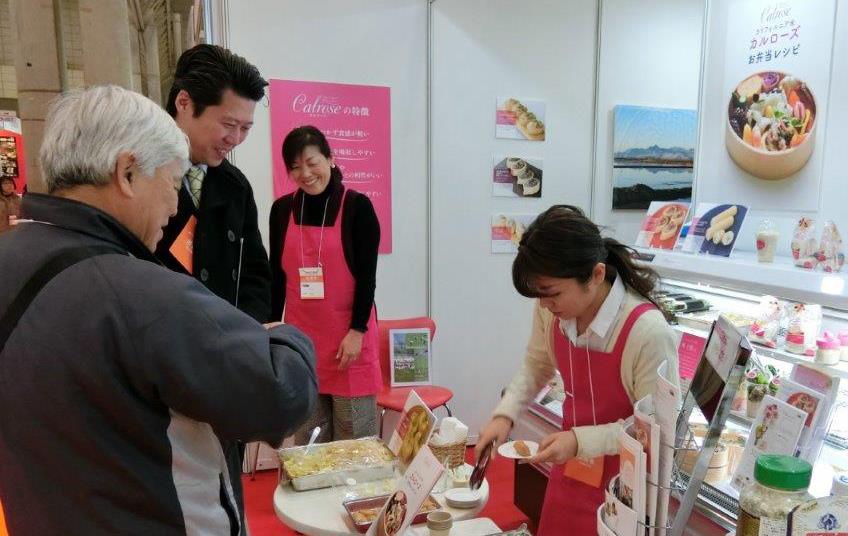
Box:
[612,105,697,210]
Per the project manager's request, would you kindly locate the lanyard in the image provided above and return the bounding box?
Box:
[566,340,598,427]
[298,190,330,268]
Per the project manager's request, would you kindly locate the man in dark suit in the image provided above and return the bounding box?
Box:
[156,44,272,530]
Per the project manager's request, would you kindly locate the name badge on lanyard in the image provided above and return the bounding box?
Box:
[299,266,325,299]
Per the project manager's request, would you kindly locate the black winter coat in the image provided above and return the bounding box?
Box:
[156,159,272,323]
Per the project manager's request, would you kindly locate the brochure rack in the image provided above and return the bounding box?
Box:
[599,319,753,536]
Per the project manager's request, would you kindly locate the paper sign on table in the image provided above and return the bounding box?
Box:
[387,391,437,470]
[366,445,444,536]
[731,395,807,491]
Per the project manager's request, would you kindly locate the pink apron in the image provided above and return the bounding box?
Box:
[537,303,655,535]
[281,190,382,397]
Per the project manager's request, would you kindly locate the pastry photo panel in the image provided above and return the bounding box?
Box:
[491,213,538,254]
[496,97,546,141]
[492,155,543,198]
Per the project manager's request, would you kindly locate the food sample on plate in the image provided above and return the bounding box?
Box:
[398,405,433,464]
[281,438,395,478]
[513,440,531,458]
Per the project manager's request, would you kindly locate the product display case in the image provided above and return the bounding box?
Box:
[648,249,848,534]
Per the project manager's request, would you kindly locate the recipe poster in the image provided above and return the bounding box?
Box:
[695,0,836,211]
[269,80,392,253]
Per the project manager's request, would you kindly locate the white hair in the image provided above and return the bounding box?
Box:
[40,85,190,193]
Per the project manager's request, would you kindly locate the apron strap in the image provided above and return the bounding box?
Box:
[610,302,656,356]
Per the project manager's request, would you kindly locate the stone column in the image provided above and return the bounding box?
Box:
[144,9,162,103]
[172,13,183,64]
[78,0,132,87]
[11,0,63,193]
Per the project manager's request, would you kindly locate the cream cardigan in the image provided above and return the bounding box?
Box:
[493,290,680,459]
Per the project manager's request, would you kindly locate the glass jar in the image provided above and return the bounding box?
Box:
[737,455,813,536]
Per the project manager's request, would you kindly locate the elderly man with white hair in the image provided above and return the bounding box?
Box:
[0,85,317,535]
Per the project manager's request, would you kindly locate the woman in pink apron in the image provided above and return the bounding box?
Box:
[476,205,679,535]
[269,126,383,443]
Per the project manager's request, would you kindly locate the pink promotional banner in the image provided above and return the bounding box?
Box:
[269,79,392,253]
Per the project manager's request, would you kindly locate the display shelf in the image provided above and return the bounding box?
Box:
[671,324,848,380]
[637,247,848,310]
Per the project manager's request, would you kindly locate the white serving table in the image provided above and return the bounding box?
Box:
[273,478,490,536]
[408,517,501,535]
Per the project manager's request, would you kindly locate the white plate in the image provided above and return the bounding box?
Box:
[497,440,538,459]
[444,487,482,509]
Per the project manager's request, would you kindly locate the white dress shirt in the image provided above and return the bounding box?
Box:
[561,275,627,351]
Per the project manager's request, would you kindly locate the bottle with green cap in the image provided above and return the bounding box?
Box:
[736,454,813,536]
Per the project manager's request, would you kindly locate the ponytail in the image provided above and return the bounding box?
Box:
[602,237,659,306]
[513,205,660,304]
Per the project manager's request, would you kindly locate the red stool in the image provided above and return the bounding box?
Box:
[377,317,453,437]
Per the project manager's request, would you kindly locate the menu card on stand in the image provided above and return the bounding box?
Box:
[774,377,826,461]
[789,364,840,462]
[365,446,444,536]
[387,391,437,472]
[731,395,807,491]
[635,202,690,250]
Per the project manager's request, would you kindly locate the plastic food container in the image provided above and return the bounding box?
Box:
[343,494,441,533]
[737,454,813,536]
[278,437,396,491]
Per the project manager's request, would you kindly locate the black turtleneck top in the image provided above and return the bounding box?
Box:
[268,177,380,331]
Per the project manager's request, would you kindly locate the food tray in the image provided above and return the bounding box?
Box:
[343,494,441,533]
[278,437,397,491]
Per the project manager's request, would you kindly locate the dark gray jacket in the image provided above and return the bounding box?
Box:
[0,194,317,536]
